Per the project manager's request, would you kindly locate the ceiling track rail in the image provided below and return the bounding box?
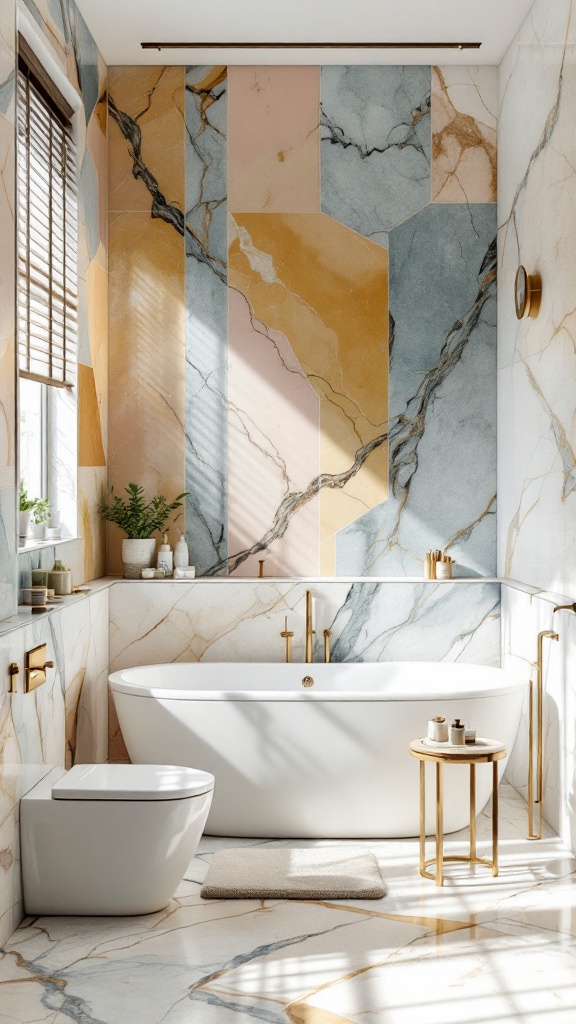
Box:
[141,41,482,51]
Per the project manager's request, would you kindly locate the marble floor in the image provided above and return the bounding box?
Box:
[1,785,575,1024]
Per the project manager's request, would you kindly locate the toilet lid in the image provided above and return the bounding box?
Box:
[51,764,215,801]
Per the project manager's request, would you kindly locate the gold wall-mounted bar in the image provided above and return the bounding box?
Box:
[25,644,54,693]
[528,629,559,840]
[305,590,315,664]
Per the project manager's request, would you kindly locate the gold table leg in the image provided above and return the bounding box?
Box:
[469,763,476,862]
[436,761,443,887]
[419,760,425,876]
[492,760,499,876]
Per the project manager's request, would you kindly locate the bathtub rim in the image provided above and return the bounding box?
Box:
[108,662,527,703]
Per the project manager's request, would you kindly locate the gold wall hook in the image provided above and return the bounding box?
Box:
[528,629,559,840]
[553,601,576,614]
[8,663,19,693]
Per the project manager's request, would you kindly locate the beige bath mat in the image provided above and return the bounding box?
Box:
[200,847,386,900]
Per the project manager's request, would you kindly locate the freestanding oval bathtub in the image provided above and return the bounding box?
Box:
[109,662,526,838]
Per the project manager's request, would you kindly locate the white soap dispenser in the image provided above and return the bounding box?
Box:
[157,533,173,577]
[174,530,189,569]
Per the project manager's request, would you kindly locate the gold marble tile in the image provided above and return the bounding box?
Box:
[109,66,185,214]
[229,212,388,573]
[108,211,185,574]
[432,67,497,204]
[78,364,105,467]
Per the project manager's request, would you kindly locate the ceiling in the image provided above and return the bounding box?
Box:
[74,0,535,67]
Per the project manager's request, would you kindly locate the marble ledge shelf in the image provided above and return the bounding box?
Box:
[18,536,82,556]
[0,575,572,643]
[110,575,501,585]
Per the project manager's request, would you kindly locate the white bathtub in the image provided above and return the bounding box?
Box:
[109,662,526,838]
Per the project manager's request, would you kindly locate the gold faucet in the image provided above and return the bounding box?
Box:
[305,589,315,663]
[323,629,332,664]
[280,617,294,663]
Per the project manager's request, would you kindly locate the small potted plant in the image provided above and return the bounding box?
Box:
[19,482,36,539]
[31,496,50,540]
[99,483,188,578]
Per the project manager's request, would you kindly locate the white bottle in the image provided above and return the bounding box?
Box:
[157,533,173,577]
[174,531,189,569]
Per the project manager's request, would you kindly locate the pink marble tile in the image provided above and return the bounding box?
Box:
[227,287,320,576]
[228,66,320,213]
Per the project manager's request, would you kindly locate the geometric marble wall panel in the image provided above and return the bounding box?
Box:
[108,66,185,574]
[185,65,228,575]
[336,202,497,577]
[497,0,576,594]
[321,66,431,244]
[432,66,497,204]
[228,65,320,213]
[109,580,500,671]
[226,211,388,575]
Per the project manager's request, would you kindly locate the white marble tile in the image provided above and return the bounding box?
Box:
[1,786,574,1024]
[497,0,576,592]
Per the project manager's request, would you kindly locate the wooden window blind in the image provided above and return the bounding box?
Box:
[17,39,78,389]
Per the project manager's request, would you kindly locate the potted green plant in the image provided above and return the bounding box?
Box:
[19,482,36,539]
[31,496,50,540]
[99,483,188,578]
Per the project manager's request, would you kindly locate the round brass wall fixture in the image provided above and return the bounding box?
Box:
[515,266,542,319]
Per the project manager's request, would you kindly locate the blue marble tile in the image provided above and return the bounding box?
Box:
[328,581,500,665]
[185,67,228,574]
[79,147,99,261]
[336,202,497,578]
[320,66,431,242]
[62,0,100,124]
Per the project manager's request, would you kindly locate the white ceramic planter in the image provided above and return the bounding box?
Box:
[122,538,157,579]
[19,510,31,539]
[32,522,47,540]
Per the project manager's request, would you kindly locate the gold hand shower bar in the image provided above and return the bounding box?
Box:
[528,630,559,840]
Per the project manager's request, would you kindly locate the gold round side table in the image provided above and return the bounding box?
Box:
[409,738,506,887]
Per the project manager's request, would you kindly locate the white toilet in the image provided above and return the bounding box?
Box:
[21,763,214,916]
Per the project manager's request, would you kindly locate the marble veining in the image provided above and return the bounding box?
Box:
[2,787,575,1024]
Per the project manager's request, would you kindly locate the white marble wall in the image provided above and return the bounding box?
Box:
[498,0,576,592]
[0,589,109,943]
[497,0,576,851]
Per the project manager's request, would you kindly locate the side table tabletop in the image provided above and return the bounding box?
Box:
[409,738,507,887]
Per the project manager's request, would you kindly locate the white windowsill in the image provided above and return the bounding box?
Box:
[18,536,82,555]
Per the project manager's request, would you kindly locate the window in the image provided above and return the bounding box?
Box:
[16,35,78,542]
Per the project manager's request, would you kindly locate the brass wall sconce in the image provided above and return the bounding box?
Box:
[515,266,542,319]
